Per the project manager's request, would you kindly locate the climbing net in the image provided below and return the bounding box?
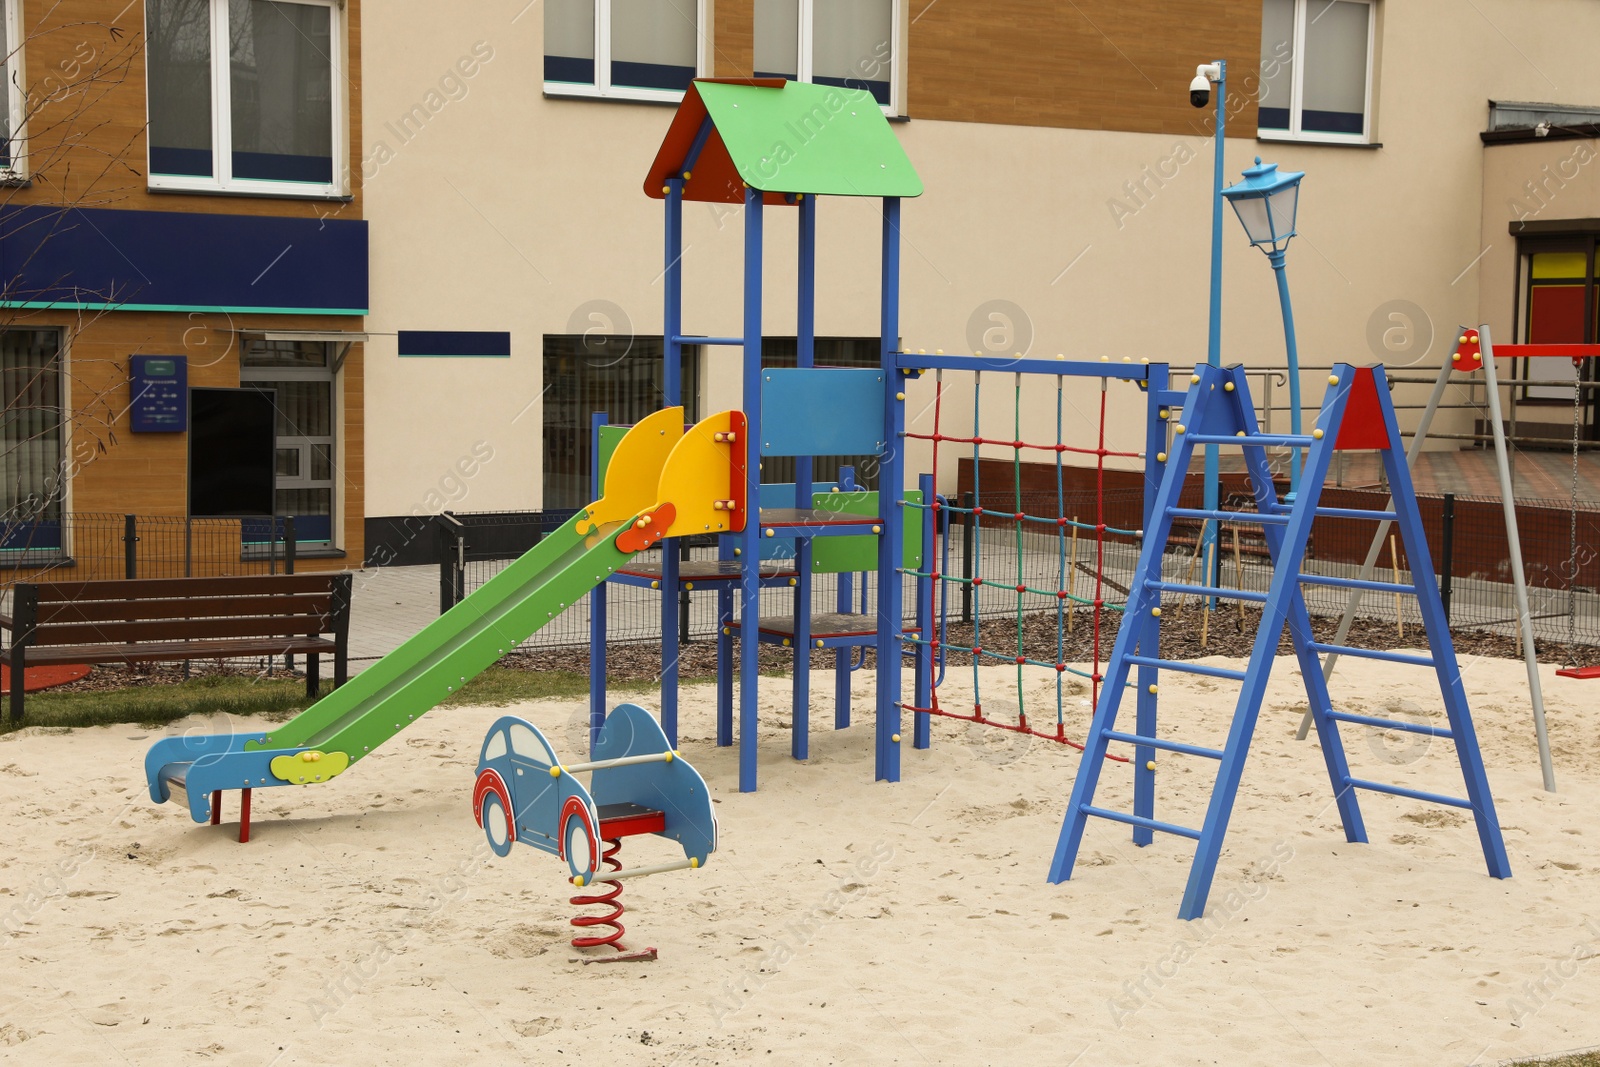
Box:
[902,368,1143,750]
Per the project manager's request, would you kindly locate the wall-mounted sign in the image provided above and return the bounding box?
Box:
[130,355,188,432]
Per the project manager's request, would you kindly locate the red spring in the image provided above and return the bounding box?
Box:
[570,839,627,951]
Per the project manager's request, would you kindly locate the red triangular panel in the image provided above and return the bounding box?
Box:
[1333,367,1392,451]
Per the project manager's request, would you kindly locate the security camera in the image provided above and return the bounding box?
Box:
[1189,73,1211,109]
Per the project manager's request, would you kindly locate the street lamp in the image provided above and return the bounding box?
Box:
[1222,156,1306,495]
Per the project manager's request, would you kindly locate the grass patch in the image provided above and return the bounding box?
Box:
[0,668,680,735]
[3,674,315,734]
[1508,1055,1600,1067]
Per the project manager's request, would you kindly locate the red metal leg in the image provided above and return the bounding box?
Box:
[210,790,221,825]
[238,788,252,844]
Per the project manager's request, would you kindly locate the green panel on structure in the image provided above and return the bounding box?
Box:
[810,490,922,574]
[598,425,629,494]
[696,81,923,198]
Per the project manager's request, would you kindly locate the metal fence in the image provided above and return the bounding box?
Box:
[438,484,1600,655]
[0,512,302,598]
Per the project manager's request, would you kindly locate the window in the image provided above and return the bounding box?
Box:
[542,336,700,511]
[755,0,899,114]
[0,329,64,552]
[241,339,337,544]
[544,0,705,102]
[146,0,344,194]
[1518,245,1597,426]
[1258,0,1374,143]
[1,0,24,176]
[507,722,556,764]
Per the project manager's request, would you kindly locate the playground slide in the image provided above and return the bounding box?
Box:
[144,407,744,826]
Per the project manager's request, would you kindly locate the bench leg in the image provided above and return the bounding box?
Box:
[239,788,252,844]
[333,650,347,691]
[9,650,23,724]
[305,654,320,699]
[210,790,221,826]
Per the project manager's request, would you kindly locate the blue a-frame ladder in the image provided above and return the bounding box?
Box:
[1048,362,1512,919]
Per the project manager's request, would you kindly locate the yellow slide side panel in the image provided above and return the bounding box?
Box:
[580,406,684,532]
[658,410,741,538]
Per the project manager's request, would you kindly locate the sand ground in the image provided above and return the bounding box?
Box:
[1,653,1597,1066]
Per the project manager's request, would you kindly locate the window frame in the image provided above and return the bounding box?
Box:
[145,0,348,198]
[1257,0,1376,146]
[543,0,709,105]
[239,340,340,546]
[1,0,25,179]
[757,0,902,118]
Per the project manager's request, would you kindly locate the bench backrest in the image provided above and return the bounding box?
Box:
[9,574,353,649]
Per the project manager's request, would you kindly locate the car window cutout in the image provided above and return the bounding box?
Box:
[484,730,508,761]
[507,722,555,764]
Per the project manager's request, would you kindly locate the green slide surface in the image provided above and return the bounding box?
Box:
[248,511,634,762]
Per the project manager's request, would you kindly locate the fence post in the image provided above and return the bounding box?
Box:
[1439,493,1455,623]
[123,514,137,579]
[437,513,465,613]
[961,490,974,624]
[284,516,297,575]
[679,539,692,645]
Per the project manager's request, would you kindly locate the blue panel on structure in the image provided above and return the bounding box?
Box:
[0,206,368,314]
[759,368,887,457]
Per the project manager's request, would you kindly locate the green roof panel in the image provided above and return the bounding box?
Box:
[645,79,921,203]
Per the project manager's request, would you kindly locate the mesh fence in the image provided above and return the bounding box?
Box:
[443,484,1600,655]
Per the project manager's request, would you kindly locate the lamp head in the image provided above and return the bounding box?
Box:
[1221,156,1306,253]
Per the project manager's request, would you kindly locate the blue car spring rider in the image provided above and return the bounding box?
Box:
[472,703,717,962]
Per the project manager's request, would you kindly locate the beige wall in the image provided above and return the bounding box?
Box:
[361,0,1600,513]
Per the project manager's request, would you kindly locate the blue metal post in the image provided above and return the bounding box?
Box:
[876,196,905,783]
[588,411,609,755]
[1132,368,1167,844]
[660,177,685,744]
[1203,60,1227,596]
[738,186,765,792]
[792,193,817,760]
[1268,247,1302,496]
[913,472,934,749]
[835,465,856,730]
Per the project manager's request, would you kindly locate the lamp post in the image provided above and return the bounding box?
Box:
[1222,156,1306,496]
[1190,60,1225,594]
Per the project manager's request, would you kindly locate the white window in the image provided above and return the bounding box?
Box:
[544,0,706,103]
[240,339,338,546]
[145,0,345,195]
[1,0,25,176]
[755,0,900,116]
[1258,0,1374,143]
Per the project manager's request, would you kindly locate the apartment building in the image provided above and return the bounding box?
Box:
[1,0,366,575]
[355,1,1600,553]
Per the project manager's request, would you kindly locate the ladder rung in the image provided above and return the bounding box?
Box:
[1309,642,1434,668]
[1166,507,1289,525]
[1299,573,1416,595]
[1185,433,1314,447]
[1125,654,1248,681]
[1103,729,1225,760]
[1324,709,1455,740]
[1080,805,1202,841]
[1314,506,1400,521]
[1344,777,1473,810]
[1148,580,1268,604]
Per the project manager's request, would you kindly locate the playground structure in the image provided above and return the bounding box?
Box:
[576,77,1513,916]
[142,76,1521,919]
[473,704,716,962]
[144,404,743,838]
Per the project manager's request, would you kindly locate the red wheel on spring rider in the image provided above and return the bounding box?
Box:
[569,838,657,963]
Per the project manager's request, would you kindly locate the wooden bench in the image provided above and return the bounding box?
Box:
[0,573,353,723]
